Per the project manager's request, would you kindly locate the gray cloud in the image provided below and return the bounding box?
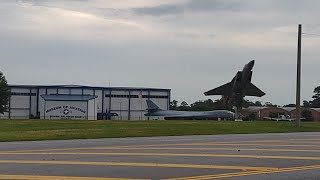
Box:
[133,0,247,16]
[175,32,216,39]
[133,3,182,16]
[1,0,320,105]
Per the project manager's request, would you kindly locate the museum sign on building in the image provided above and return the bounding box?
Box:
[41,94,98,120]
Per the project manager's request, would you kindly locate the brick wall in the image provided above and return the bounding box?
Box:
[242,107,320,121]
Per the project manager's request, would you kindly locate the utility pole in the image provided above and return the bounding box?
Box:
[296,24,302,127]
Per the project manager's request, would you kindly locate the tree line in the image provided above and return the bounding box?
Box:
[0,69,320,115]
[170,98,265,111]
[170,86,320,111]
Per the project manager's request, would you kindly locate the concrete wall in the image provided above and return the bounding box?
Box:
[0,112,9,119]
[95,90,103,113]
[9,88,33,119]
[87,99,97,120]
[58,88,69,94]
[30,88,38,117]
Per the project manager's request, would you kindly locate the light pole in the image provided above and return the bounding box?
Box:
[296,24,302,127]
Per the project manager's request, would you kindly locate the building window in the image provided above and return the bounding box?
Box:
[105,94,131,98]
[144,95,168,99]
[11,92,36,96]
[105,94,168,99]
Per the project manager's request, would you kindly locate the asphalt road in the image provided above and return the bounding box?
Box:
[0,132,320,180]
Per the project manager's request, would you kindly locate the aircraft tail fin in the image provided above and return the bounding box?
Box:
[146,99,161,110]
[245,82,265,97]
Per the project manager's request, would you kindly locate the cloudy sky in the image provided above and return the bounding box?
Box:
[1,0,320,105]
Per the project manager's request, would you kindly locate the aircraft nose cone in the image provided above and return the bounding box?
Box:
[248,60,255,70]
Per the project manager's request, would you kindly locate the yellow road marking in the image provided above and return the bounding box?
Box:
[165,170,265,180]
[67,147,320,153]
[0,160,277,171]
[166,164,320,180]
[3,142,320,154]
[180,143,320,147]
[287,138,320,141]
[0,174,147,180]
[0,139,310,152]
[0,144,250,153]
[97,142,320,148]
[0,145,142,153]
[2,152,320,160]
[3,138,320,153]
[220,138,320,143]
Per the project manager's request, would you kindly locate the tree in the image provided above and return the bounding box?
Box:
[254,101,262,106]
[212,98,232,110]
[243,113,256,121]
[180,101,188,107]
[0,71,10,114]
[190,99,215,111]
[243,99,253,108]
[303,100,311,108]
[312,86,320,99]
[236,99,263,108]
[170,100,178,110]
[179,101,189,111]
[283,104,296,107]
[301,110,313,121]
[243,99,259,108]
[264,102,278,107]
[310,86,320,108]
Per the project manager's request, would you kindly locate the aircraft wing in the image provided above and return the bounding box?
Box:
[245,82,265,97]
[204,82,232,96]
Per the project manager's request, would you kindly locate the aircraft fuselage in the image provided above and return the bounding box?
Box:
[145,109,235,120]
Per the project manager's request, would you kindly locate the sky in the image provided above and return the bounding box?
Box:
[1,0,320,106]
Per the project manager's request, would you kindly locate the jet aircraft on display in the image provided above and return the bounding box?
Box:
[145,100,235,120]
[204,60,265,109]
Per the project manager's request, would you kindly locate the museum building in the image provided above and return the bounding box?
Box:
[1,85,171,120]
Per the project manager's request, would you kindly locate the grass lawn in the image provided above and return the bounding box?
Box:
[0,120,319,142]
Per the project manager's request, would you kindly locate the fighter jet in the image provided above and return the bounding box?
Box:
[204,60,265,109]
[145,99,235,120]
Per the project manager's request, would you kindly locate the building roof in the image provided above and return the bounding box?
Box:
[280,107,296,112]
[280,107,320,112]
[309,108,320,112]
[244,106,320,113]
[9,84,171,92]
[243,106,270,112]
[41,94,98,101]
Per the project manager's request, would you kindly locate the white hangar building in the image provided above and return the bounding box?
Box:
[1,85,171,120]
